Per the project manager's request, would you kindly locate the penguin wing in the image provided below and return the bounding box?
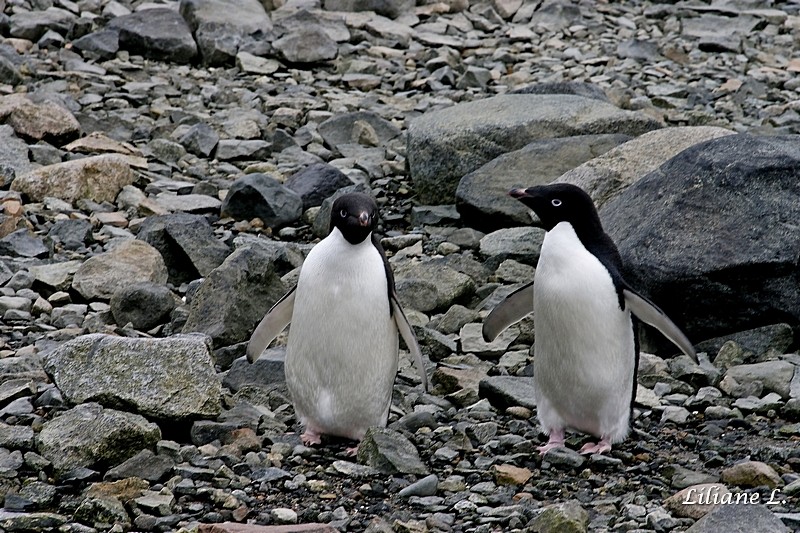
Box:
[390,294,429,392]
[623,288,697,362]
[246,286,296,363]
[482,281,534,342]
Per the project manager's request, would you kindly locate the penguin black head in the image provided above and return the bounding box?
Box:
[509,184,602,233]
[330,192,379,245]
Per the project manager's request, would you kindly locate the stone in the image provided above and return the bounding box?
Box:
[48,220,93,251]
[9,7,76,41]
[223,349,286,392]
[720,461,783,489]
[72,240,168,300]
[697,323,794,359]
[153,192,222,213]
[318,111,401,153]
[179,0,273,66]
[456,134,630,232]
[27,260,82,290]
[602,135,800,347]
[0,94,80,144]
[685,502,790,533]
[530,500,589,533]
[459,322,519,358]
[393,259,475,313]
[104,449,174,482]
[0,511,68,531]
[398,474,438,497]
[72,29,120,60]
[724,361,795,399]
[478,376,537,411]
[221,173,303,228]
[197,524,336,533]
[182,245,287,347]
[0,229,48,258]
[43,333,222,420]
[0,126,33,186]
[36,403,161,475]
[73,495,130,528]
[357,427,428,475]
[215,139,272,161]
[108,8,197,63]
[285,163,353,210]
[556,126,734,209]
[236,52,280,75]
[178,123,220,157]
[493,464,532,485]
[479,226,544,265]
[273,24,337,64]
[511,81,609,102]
[323,0,413,19]
[12,154,135,204]
[110,282,176,330]
[408,94,662,204]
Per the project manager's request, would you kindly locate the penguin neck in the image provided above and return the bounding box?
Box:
[328,226,373,250]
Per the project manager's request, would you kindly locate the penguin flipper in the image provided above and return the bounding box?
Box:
[482,281,534,342]
[623,288,697,362]
[390,294,428,392]
[246,286,296,363]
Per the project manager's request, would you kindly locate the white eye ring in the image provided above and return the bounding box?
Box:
[551,199,562,207]
[340,209,348,217]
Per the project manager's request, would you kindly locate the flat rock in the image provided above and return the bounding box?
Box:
[408,94,663,204]
[0,229,48,258]
[479,226,544,265]
[318,111,400,153]
[357,427,428,475]
[723,361,796,399]
[221,173,303,228]
[479,376,537,410]
[685,502,790,533]
[109,8,197,63]
[72,240,168,300]
[8,7,76,41]
[12,154,135,204]
[36,402,161,475]
[223,348,286,392]
[27,260,82,290]
[0,94,80,144]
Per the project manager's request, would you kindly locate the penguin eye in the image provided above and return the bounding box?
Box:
[551,199,562,207]
[339,209,348,218]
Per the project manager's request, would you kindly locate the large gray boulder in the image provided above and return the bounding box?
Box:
[109,8,197,63]
[42,334,223,420]
[456,134,630,232]
[601,135,800,346]
[36,403,161,475]
[220,173,303,228]
[408,94,662,204]
[182,244,287,347]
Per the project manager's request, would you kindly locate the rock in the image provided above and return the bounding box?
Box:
[36,403,161,475]
[393,259,475,313]
[27,260,82,290]
[153,192,222,214]
[72,240,168,300]
[669,466,720,489]
[724,361,795,399]
[108,8,197,63]
[71,29,120,60]
[8,7,76,41]
[0,125,33,185]
[479,376,537,410]
[0,511,68,531]
[602,135,800,345]
[110,282,176,329]
[556,126,734,209]
[236,51,280,75]
[318,111,401,154]
[323,0,413,19]
[285,163,353,210]
[661,406,691,424]
[664,483,731,520]
[179,0,273,66]
[221,173,303,228]
[12,154,135,204]
[0,94,80,144]
[685,502,790,533]
[456,134,630,232]
[223,349,286,392]
[197,524,336,533]
[398,474,438,498]
[137,213,231,284]
[530,500,589,533]
[178,123,220,157]
[541,447,586,469]
[273,21,337,64]
[182,244,287,347]
[479,227,544,265]
[720,461,783,489]
[104,449,174,482]
[511,81,609,102]
[215,139,272,161]
[357,427,428,475]
[697,323,794,359]
[408,94,662,204]
[459,322,519,358]
[0,229,48,258]
[493,464,532,485]
[43,333,222,420]
[48,219,93,251]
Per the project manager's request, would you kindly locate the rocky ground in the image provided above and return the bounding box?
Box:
[0,0,799,532]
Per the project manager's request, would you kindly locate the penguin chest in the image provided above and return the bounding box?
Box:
[533,223,635,435]
[285,232,398,437]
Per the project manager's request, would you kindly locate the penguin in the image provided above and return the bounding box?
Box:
[246,192,428,450]
[482,184,696,455]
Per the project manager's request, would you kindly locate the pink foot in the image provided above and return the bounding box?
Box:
[344,445,359,457]
[537,429,565,455]
[579,439,611,455]
[300,428,322,446]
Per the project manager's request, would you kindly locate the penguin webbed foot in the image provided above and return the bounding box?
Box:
[300,428,322,447]
[579,438,612,455]
[537,429,565,455]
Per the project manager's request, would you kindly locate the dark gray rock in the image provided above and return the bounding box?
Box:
[685,502,789,533]
[223,348,286,392]
[221,173,303,228]
[36,403,161,475]
[0,229,48,258]
[109,8,197,63]
[110,282,176,330]
[215,139,272,161]
[0,54,22,88]
[71,29,119,60]
[47,218,93,251]
[9,7,76,41]
[43,334,223,420]
[602,135,800,346]
[179,0,273,66]
[398,474,439,497]
[104,449,174,483]
[696,324,794,358]
[357,427,428,475]
[318,111,401,153]
[479,376,537,410]
[285,163,353,210]
[0,126,33,187]
[273,24,337,64]
[137,213,231,284]
[323,0,413,19]
[178,122,220,157]
[408,94,662,204]
[456,134,630,232]
[182,244,288,348]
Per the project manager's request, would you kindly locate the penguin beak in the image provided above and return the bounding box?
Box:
[357,211,370,227]
[508,188,544,227]
[509,187,529,199]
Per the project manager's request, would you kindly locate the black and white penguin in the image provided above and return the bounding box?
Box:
[483,184,696,455]
[247,192,427,449]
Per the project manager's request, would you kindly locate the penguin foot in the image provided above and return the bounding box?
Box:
[300,428,322,446]
[344,445,359,457]
[537,429,565,455]
[579,439,611,455]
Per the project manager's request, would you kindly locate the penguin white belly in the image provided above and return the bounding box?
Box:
[533,222,635,443]
[285,230,398,441]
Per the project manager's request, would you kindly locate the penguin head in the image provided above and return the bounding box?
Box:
[509,184,602,232]
[330,192,379,245]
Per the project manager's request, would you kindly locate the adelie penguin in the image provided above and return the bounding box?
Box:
[483,183,696,455]
[247,192,428,451]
